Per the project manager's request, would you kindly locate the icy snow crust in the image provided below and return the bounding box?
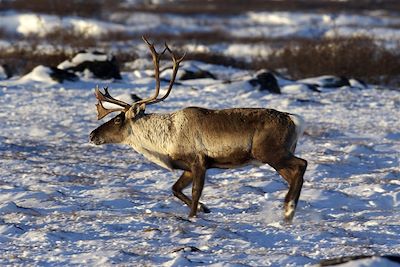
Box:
[0,62,399,266]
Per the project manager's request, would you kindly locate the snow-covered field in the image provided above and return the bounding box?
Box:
[1,2,400,266]
[0,60,399,266]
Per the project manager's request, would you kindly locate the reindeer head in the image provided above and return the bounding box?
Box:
[89,36,185,145]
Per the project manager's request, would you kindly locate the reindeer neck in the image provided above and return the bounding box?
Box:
[123,112,175,170]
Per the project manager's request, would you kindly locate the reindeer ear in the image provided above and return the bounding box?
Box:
[126,103,146,119]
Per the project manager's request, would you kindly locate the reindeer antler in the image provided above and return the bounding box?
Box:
[95,86,131,120]
[134,36,185,106]
[94,36,185,120]
[133,36,167,106]
[147,42,186,104]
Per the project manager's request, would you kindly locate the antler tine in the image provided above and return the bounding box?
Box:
[142,36,167,56]
[165,42,186,64]
[95,86,131,108]
[95,100,124,120]
[148,43,186,104]
[94,86,131,120]
[134,36,167,106]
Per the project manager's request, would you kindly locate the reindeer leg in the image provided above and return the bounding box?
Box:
[172,170,210,214]
[189,155,207,217]
[254,142,307,222]
[172,171,192,207]
[275,155,307,222]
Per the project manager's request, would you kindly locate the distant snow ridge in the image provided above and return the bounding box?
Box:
[21,65,77,83]
[0,13,124,37]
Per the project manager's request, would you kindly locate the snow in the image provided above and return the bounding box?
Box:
[1,4,400,266]
[0,61,399,266]
[2,10,400,44]
[19,65,57,84]
[58,52,111,70]
[0,12,125,37]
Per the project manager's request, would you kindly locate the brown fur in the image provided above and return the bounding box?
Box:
[90,107,307,221]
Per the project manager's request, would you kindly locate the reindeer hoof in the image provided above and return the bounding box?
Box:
[199,203,210,213]
[284,215,294,224]
[284,200,296,222]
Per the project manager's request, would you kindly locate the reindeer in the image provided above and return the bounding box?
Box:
[89,37,307,222]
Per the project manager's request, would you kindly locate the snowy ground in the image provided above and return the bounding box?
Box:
[1,2,400,266]
[0,60,399,266]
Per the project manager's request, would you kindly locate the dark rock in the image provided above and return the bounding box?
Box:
[299,76,353,91]
[22,65,78,83]
[248,71,281,94]
[386,255,400,264]
[49,67,78,83]
[130,94,142,102]
[295,99,324,105]
[304,76,351,89]
[303,83,322,92]
[321,76,351,88]
[0,64,13,79]
[58,51,122,80]
[68,60,121,80]
[180,69,216,80]
[350,78,368,89]
[319,255,400,266]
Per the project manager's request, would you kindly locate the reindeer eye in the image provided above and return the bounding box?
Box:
[114,117,122,125]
